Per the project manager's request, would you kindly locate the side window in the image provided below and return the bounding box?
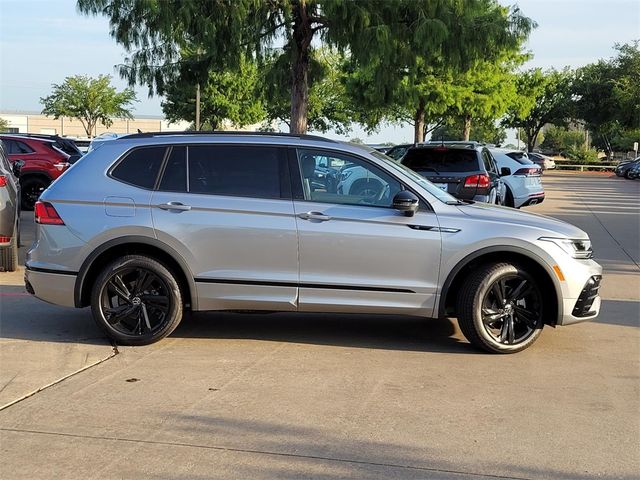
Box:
[188,145,283,199]
[482,150,497,174]
[3,140,16,154]
[111,146,166,189]
[297,149,402,207]
[159,146,187,192]
[15,141,34,154]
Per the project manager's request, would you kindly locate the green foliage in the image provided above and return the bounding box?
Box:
[431,118,506,144]
[162,55,264,130]
[502,68,574,151]
[0,118,9,132]
[40,75,136,137]
[78,0,533,134]
[610,128,640,151]
[574,41,640,153]
[539,126,585,153]
[261,49,354,134]
[564,146,599,163]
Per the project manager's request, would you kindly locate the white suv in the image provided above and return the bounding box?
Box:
[490,148,545,208]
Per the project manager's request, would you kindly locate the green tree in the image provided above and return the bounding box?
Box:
[261,49,354,134]
[431,117,507,144]
[162,55,265,130]
[40,75,136,138]
[0,118,9,132]
[573,41,640,155]
[78,0,533,135]
[502,68,574,152]
[539,125,585,153]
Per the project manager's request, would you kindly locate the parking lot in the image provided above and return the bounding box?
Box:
[0,172,638,479]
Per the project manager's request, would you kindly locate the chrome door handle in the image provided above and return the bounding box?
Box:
[157,202,191,211]
[298,211,331,221]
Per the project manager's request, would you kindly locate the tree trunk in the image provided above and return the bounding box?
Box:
[195,82,201,131]
[413,98,426,143]
[290,1,313,134]
[527,127,539,152]
[462,114,472,141]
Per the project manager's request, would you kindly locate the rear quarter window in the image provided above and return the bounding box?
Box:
[403,148,480,173]
[110,146,167,189]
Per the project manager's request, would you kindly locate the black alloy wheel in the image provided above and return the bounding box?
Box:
[91,255,183,345]
[457,262,545,353]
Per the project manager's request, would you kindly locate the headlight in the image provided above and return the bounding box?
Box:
[539,237,593,259]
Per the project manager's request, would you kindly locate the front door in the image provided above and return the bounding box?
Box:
[151,144,299,312]
[292,148,442,317]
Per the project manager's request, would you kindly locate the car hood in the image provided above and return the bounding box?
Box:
[456,202,588,239]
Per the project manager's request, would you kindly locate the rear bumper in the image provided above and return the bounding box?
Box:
[25,267,77,308]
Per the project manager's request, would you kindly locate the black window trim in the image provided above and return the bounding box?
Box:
[289,146,434,213]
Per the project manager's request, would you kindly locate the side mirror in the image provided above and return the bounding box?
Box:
[67,153,82,164]
[500,167,511,177]
[12,160,25,178]
[392,190,419,217]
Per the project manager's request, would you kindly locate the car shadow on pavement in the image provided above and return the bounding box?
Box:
[174,311,475,354]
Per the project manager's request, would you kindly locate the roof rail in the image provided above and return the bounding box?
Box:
[117,131,338,143]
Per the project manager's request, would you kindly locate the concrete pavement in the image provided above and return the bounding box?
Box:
[0,172,638,479]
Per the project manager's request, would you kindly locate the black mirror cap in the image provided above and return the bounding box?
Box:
[12,160,25,178]
[500,167,512,177]
[393,190,419,217]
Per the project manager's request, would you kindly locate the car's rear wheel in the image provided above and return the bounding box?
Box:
[0,225,18,272]
[456,262,544,353]
[21,177,49,211]
[91,255,183,345]
[504,187,515,208]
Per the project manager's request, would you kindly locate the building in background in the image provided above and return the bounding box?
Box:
[0,111,191,138]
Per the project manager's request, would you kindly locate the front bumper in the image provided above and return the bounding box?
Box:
[25,267,77,308]
[557,271,603,326]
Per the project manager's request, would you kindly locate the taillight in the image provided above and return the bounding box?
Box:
[514,167,540,176]
[0,175,6,187]
[35,201,65,225]
[464,174,490,188]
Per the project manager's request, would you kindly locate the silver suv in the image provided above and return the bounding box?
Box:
[25,133,603,353]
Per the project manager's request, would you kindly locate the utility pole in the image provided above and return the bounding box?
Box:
[195,82,201,131]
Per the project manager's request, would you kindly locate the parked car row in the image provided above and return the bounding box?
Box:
[23,131,602,354]
[615,157,640,179]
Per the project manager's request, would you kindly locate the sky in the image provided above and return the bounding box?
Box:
[1,0,638,144]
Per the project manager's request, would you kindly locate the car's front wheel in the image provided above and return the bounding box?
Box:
[456,262,544,353]
[91,255,183,345]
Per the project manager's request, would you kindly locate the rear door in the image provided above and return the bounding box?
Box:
[292,148,442,316]
[151,144,299,312]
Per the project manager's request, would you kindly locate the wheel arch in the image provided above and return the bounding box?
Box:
[438,246,562,326]
[75,236,197,310]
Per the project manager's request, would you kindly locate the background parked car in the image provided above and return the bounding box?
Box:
[490,148,544,208]
[527,152,556,170]
[400,142,506,205]
[614,157,640,178]
[627,162,640,179]
[0,133,80,210]
[0,141,22,271]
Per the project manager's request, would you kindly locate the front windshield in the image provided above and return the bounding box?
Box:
[370,150,461,203]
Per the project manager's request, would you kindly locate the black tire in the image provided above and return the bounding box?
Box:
[456,262,544,354]
[0,226,18,272]
[504,187,515,208]
[20,177,49,211]
[91,255,183,345]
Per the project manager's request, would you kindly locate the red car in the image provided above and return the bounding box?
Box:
[0,134,82,210]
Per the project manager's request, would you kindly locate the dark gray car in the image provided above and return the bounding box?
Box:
[401,142,506,204]
[0,141,21,271]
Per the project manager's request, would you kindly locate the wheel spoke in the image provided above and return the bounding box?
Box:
[492,281,505,305]
[109,275,132,303]
[104,304,137,325]
[141,304,152,331]
[482,308,505,323]
[507,315,515,344]
[507,280,528,301]
[514,306,539,328]
[140,294,168,306]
